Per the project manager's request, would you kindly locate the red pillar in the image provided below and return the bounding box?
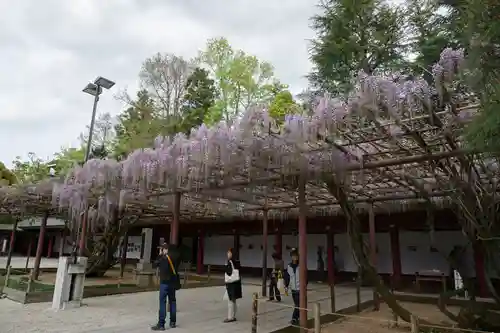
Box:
[274,221,282,259]
[389,224,402,290]
[326,227,335,284]
[474,242,488,297]
[197,231,204,274]
[170,193,181,245]
[33,212,49,280]
[47,236,53,258]
[233,230,240,261]
[5,219,18,270]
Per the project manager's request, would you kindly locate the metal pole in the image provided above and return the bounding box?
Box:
[84,87,100,162]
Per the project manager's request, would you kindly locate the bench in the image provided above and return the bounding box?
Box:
[415,270,447,293]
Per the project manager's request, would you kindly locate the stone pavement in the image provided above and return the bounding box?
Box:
[0,256,59,270]
[0,284,372,333]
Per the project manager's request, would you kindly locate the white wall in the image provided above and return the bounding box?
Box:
[399,230,474,277]
[202,231,477,276]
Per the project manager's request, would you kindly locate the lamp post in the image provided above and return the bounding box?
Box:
[78,76,115,257]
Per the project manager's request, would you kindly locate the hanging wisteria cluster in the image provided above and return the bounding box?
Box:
[45,47,472,224]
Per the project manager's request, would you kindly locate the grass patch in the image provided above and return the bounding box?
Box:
[7,276,55,292]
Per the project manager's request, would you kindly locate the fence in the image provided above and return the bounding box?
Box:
[250,286,494,333]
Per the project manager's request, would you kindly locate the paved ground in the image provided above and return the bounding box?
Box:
[0,256,59,271]
[0,284,372,333]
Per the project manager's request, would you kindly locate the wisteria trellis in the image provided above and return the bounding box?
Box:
[1,48,491,229]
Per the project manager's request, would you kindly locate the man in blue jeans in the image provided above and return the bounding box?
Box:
[151,243,181,331]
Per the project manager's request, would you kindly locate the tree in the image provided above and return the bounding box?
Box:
[268,90,302,124]
[50,147,85,176]
[177,67,216,135]
[113,89,166,159]
[309,0,406,96]
[406,0,460,82]
[0,162,16,185]
[79,112,114,154]
[11,153,49,183]
[140,53,194,118]
[198,37,281,125]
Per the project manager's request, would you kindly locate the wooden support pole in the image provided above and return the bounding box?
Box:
[78,211,87,257]
[170,193,181,245]
[326,225,336,313]
[410,315,419,333]
[58,230,65,257]
[196,230,204,274]
[5,219,19,271]
[33,212,49,281]
[233,230,240,261]
[298,177,308,332]
[25,235,33,271]
[261,208,268,297]
[389,224,402,290]
[356,267,362,312]
[314,303,321,333]
[47,235,53,258]
[120,231,128,278]
[251,292,258,333]
[368,204,379,310]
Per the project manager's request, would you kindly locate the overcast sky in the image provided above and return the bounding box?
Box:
[0,0,319,168]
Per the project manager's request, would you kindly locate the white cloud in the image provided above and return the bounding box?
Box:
[0,0,319,168]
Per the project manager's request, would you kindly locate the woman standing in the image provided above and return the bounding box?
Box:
[224,248,242,323]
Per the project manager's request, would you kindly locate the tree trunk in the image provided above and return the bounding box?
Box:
[84,208,126,277]
[323,176,436,326]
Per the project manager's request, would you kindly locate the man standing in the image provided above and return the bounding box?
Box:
[284,248,301,325]
[269,253,283,302]
[151,243,181,331]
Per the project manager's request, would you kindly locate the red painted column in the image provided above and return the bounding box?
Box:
[47,236,53,258]
[197,231,204,274]
[233,230,240,261]
[389,224,402,290]
[274,221,283,259]
[326,226,335,284]
[473,242,488,297]
[170,193,181,245]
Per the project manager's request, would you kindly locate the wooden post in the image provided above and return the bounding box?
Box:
[356,267,362,312]
[326,225,336,313]
[410,315,419,333]
[389,224,402,290]
[196,230,204,274]
[233,231,240,261]
[25,235,33,271]
[207,264,211,282]
[314,303,321,333]
[390,310,398,328]
[26,271,33,293]
[261,208,268,297]
[170,193,181,245]
[5,219,19,271]
[298,178,308,332]
[47,235,53,258]
[120,231,128,278]
[33,212,49,280]
[4,266,11,288]
[251,292,258,333]
[368,204,379,310]
[78,211,87,257]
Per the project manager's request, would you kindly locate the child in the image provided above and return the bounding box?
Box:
[284,248,301,325]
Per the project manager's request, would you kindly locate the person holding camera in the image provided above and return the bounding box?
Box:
[151,242,181,331]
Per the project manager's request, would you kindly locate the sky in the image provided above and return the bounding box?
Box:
[0,0,319,168]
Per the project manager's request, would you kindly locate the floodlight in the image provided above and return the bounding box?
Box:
[82,83,102,96]
[94,76,115,89]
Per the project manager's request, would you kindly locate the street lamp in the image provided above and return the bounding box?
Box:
[82,76,115,163]
[77,76,115,260]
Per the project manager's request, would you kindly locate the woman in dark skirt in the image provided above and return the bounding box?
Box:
[224,248,242,323]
